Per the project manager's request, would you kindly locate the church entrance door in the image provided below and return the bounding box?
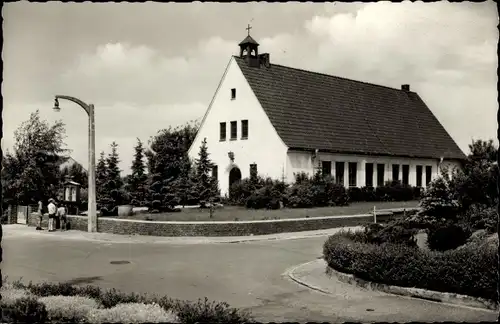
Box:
[228,167,242,198]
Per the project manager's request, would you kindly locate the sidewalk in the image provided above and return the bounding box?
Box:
[3,224,362,245]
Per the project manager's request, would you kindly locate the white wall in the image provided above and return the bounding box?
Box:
[188,57,288,196]
[286,150,460,188]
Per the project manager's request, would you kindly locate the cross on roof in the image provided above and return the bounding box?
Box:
[246,24,252,36]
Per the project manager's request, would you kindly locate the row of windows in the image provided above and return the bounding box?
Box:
[220,120,248,141]
[321,161,433,187]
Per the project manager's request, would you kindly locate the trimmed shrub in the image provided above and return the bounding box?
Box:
[347,187,363,202]
[375,181,415,202]
[323,232,497,301]
[1,296,48,323]
[39,295,100,322]
[427,223,471,251]
[419,177,460,221]
[86,302,178,323]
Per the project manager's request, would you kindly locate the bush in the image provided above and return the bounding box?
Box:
[8,281,253,324]
[375,181,416,202]
[86,302,178,323]
[39,295,100,322]
[1,296,48,323]
[427,223,471,251]
[0,287,33,306]
[285,177,349,208]
[158,297,252,324]
[461,204,498,233]
[347,187,363,202]
[362,221,418,247]
[323,232,497,301]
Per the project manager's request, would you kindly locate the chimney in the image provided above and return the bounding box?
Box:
[259,53,270,68]
[401,84,410,92]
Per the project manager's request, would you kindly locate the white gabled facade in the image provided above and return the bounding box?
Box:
[188,57,288,197]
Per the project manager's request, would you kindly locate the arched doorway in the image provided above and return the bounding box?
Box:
[228,167,242,197]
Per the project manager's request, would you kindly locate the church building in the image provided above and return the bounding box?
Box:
[187,30,466,197]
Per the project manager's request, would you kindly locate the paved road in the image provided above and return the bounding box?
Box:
[2,226,496,322]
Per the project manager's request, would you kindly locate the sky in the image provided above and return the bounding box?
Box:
[2,1,498,175]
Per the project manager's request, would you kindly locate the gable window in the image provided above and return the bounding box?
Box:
[365,163,374,187]
[416,165,423,187]
[392,164,400,182]
[335,162,345,185]
[230,121,237,140]
[425,166,432,185]
[322,161,332,178]
[212,165,218,181]
[402,165,409,185]
[219,122,226,141]
[241,120,248,139]
[348,162,357,187]
[231,88,236,100]
[377,164,385,186]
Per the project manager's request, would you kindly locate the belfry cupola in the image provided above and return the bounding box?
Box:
[238,24,270,68]
[239,24,259,59]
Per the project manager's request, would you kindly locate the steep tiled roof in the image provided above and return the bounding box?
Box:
[235,56,465,160]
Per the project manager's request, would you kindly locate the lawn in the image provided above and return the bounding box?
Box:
[115,200,420,222]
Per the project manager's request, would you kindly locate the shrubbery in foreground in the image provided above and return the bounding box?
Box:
[0,281,253,324]
[323,230,497,301]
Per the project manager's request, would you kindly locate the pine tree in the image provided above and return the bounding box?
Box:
[96,151,108,204]
[195,138,219,205]
[104,142,124,206]
[127,138,148,206]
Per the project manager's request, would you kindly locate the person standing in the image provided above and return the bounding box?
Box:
[36,200,44,230]
[57,204,67,231]
[47,198,57,232]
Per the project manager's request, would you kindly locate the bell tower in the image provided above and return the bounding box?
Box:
[239,24,260,66]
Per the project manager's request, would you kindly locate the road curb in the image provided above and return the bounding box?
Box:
[283,259,331,295]
[326,265,499,312]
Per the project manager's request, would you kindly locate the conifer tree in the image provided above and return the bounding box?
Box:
[127,138,148,206]
[195,138,219,204]
[105,142,124,206]
[96,151,108,204]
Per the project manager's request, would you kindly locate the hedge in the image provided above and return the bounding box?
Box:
[1,281,253,324]
[323,231,497,301]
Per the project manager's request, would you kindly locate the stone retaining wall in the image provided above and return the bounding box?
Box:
[27,210,405,237]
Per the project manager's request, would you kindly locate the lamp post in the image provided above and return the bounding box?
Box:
[53,95,97,233]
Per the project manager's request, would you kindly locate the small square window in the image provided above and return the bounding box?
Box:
[231,88,236,100]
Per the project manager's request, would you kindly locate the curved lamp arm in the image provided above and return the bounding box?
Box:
[55,95,91,116]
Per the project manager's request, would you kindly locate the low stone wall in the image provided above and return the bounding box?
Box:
[27,211,400,237]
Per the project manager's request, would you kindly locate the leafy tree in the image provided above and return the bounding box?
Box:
[194,138,219,205]
[145,121,198,211]
[2,110,69,205]
[60,161,88,188]
[126,138,148,207]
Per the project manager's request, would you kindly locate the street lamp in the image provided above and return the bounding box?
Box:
[53,95,97,233]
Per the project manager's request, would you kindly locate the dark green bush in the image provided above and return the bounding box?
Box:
[323,232,497,301]
[347,187,363,202]
[461,204,498,233]
[375,181,415,202]
[427,223,471,251]
[1,296,48,323]
[362,221,418,247]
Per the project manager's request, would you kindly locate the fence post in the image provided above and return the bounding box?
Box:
[373,206,377,224]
